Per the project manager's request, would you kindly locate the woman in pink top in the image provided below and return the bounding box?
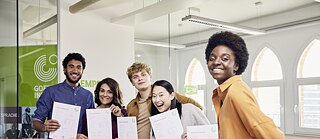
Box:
[205,31,284,139]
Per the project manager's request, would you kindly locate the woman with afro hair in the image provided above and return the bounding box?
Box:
[205,31,284,139]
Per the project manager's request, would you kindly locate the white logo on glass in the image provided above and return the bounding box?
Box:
[34,54,57,82]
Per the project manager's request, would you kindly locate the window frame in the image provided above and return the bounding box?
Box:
[294,77,320,135]
[184,58,207,112]
[250,45,285,130]
[293,36,320,135]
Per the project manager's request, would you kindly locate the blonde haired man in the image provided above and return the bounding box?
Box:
[126,62,202,139]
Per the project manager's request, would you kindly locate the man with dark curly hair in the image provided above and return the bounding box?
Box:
[205,31,284,139]
[32,53,95,139]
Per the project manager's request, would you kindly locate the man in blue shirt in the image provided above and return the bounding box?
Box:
[32,53,95,139]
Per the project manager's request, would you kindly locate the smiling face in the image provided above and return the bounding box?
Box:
[207,45,239,85]
[130,70,151,92]
[64,59,83,85]
[152,85,174,113]
[99,83,113,106]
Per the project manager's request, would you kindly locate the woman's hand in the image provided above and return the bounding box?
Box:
[181,132,187,139]
[110,104,123,117]
[76,133,88,139]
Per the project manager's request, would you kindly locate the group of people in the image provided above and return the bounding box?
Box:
[31,31,285,139]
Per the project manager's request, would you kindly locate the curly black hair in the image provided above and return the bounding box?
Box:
[94,78,123,108]
[205,31,249,75]
[62,53,86,69]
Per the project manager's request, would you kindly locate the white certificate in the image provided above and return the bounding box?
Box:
[50,102,81,139]
[187,124,218,139]
[86,108,112,139]
[149,109,183,139]
[117,117,138,139]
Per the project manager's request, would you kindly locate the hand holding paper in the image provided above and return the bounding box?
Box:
[44,119,60,132]
[149,109,183,139]
[49,102,81,139]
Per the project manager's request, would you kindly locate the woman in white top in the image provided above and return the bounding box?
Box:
[151,80,210,139]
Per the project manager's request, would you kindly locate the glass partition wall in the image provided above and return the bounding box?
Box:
[0,0,57,138]
[133,1,212,120]
[0,1,18,138]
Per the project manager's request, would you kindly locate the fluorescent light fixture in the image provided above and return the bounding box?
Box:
[182,15,266,35]
[23,15,57,38]
[135,39,186,49]
[69,0,129,13]
[111,0,210,26]
[69,0,101,13]
[19,48,44,59]
[315,0,320,2]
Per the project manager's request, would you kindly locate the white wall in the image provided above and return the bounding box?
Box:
[154,47,178,86]
[134,44,157,83]
[59,1,135,105]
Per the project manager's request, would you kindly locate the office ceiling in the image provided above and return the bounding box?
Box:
[132,0,317,40]
[2,0,319,46]
[80,0,318,41]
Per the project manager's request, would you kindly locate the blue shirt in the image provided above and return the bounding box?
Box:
[33,80,95,133]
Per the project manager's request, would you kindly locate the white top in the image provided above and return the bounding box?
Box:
[181,103,211,131]
[150,103,211,139]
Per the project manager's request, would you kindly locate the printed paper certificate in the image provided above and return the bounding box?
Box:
[50,102,81,139]
[187,124,218,139]
[86,108,112,139]
[117,117,138,139]
[149,109,183,139]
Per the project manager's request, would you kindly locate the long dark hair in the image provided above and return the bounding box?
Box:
[151,80,182,118]
[94,77,123,108]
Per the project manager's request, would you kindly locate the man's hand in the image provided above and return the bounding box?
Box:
[44,119,60,132]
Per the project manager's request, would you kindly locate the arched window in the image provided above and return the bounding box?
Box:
[185,58,206,85]
[297,39,320,78]
[251,47,283,127]
[184,58,206,108]
[296,39,320,129]
[251,47,283,81]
